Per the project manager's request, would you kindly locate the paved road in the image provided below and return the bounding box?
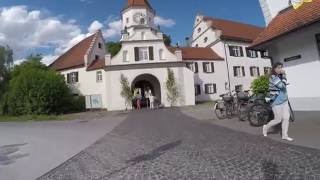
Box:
[39,108,320,180]
[0,111,127,180]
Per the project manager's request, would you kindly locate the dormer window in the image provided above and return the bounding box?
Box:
[98,43,102,49]
[197,28,201,33]
[140,18,145,25]
[204,37,208,43]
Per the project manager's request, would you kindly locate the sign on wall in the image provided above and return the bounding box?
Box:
[85,95,102,109]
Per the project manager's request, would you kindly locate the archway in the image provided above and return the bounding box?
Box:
[131,74,161,108]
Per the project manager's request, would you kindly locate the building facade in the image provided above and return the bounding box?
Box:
[259,0,290,25]
[252,0,320,111]
[50,0,272,111]
[191,15,272,94]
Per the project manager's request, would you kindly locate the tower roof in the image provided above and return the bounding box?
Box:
[125,0,154,12]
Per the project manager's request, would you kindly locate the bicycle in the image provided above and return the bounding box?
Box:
[214,91,238,119]
[235,90,252,121]
[248,94,295,127]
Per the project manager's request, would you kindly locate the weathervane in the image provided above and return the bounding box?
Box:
[290,0,313,9]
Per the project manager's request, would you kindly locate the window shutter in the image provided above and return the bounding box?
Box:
[75,72,79,82]
[195,62,198,73]
[205,84,208,94]
[149,46,154,60]
[197,85,201,95]
[250,67,253,76]
[134,47,139,61]
[211,63,214,73]
[240,47,244,57]
[242,67,245,76]
[229,46,234,56]
[246,48,250,57]
[203,62,207,73]
[67,73,70,83]
[257,67,260,76]
[214,84,217,93]
[255,51,259,58]
[233,67,237,77]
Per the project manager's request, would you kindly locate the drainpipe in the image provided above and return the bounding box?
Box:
[223,41,232,93]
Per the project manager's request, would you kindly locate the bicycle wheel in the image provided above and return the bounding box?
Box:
[238,104,248,121]
[248,104,270,127]
[214,101,227,120]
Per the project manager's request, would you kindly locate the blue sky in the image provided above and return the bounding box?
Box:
[0,0,265,64]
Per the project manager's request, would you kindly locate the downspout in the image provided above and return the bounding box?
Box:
[223,41,232,93]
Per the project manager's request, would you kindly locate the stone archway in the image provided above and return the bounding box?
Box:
[131,74,161,107]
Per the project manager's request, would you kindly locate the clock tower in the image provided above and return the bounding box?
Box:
[121,0,156,34]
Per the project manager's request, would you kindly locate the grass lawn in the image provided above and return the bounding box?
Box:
[0,114,76,122]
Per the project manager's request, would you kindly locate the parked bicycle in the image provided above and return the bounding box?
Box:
[235,90,252,121]
[214,91,238,119]
[248,93,295,127]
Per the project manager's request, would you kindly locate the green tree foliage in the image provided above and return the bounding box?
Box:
[0,46,13,114]
[251,75,269,95]
[106,42,122,57]
[163,34,172,46]
[120,74,133,110]
[166,68,179,106]
[2,55,83,115]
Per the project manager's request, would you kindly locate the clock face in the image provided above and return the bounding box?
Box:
[133,12,146,24]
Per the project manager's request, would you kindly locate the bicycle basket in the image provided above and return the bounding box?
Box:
[222,95,233,102]
[237,92,250,101]
[217,101,225,109]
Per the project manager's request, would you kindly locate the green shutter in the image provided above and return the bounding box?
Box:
[134,47,139,61]
[195,62,198,73]
[149,46,154,60]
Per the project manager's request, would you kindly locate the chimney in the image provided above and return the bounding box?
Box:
[185,37,190,47]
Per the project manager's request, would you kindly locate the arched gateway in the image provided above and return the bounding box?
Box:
[131,74,161,107]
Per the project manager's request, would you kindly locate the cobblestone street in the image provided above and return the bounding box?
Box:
[39,108,320,180]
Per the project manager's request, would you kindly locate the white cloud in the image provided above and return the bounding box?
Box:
[102,19,122,39]
[154,16,176,27]
[88,20,103,33]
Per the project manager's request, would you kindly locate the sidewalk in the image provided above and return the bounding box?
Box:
[181,105,320,150]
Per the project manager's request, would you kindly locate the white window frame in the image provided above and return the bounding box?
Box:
[138,47,149,61]
[123,50,128,62]
[233,46,242,57]
[234,66,245,77]
[248,49,257,58]
[250,67,260,77]
[205,84,216,94]
[96,71,103,82]
[204,62,213,73]
[70,72,78,83]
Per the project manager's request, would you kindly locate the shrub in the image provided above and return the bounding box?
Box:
[251,75,269,95]
[6,67,72,115]
[166,68,179,106]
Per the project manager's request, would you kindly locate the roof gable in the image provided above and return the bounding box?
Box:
[252,0,320,47]
[203,17,264,43]
[168,47,224,61]
[125,0,154,12]
[49,33,97,71]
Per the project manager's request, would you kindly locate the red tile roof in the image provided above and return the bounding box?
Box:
[252,0,320,47]
[203,17,264,43]
[49,34,96,71]
[87,59,105,71]
[168,47,224,61]
[125,0,154,11]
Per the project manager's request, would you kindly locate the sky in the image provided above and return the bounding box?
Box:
[0,0,266,65]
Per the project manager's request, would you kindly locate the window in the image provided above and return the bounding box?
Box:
[140,18,145,24]
[195,44,199,47]
[205,84,217,94]
[187,62,198,73]
[316,34,320,56]
[250,67,260,77]
[235,85,243,92]
[246,48,258,58]
[197,28,201,33]
[67,72,79,84]
[96,71,103,82]
[95,55,99,60]
[159,49,164,60]
[123,50,128,62]
[98,43,102,49]
[195,84,201,96]
[203,62,214,73]
[229,46,244,57]
[204,37,208,43]
[264,67,272,75]
[126,18,129,24]
[141,32,146,40]
[261,50,269,58]
[139,47,149,60]
[233,66,245,77]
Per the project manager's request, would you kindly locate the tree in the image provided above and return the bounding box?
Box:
[251,75,269,95]
[166,68,179,107]
[0,46,13,114]
[106,42,122,57]
[163,34,172,46]
[120,74,134,110]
